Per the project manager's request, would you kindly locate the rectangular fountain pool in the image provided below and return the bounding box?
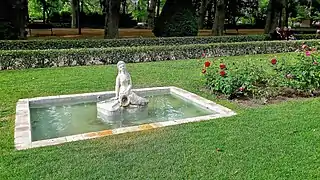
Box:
[15,86,236,150]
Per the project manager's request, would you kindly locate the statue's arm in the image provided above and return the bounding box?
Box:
[115,75,120,99]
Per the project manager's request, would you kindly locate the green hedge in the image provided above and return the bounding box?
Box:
[0,34,318,50]
[1,40,319,70]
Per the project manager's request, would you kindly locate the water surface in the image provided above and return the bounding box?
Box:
[31,94,213,141]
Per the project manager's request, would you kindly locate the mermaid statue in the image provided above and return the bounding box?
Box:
[97,61,148,115]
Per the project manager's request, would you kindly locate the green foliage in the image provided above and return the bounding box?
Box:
[28,0,103,20]
[28,0,70,20]
[164,8,198,37]
[0,22,18,40]
[131,0,149,21]
[203,43,320,99]
[204,59,278,98]
[1,39,320,70]
[274,50,320,92]
[0,34,318,50]
[153,0,198,37]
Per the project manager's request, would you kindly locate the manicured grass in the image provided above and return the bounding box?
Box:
[0,53,319,179]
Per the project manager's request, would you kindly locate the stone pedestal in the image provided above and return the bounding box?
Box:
[97,100,121,122]
[97,100,149,124]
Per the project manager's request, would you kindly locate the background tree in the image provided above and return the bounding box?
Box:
[147,0,157,28]
[0,0,28,39]
[101,0,121,38]
[153,0,198,37]
[264,0,284,34]
[212,0,226,35]
[198,0,208,29]
[71,0,79,28]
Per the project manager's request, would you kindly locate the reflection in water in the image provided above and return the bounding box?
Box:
[31,94,213,141]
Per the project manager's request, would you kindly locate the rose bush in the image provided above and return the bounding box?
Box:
[273,45,320,93]
[202,44,320,99]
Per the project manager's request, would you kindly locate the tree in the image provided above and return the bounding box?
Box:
[198,0,208,29]
[101,0,121,38]
[71,0,79,28]
[212,0,226,36]
[153,0,198,37]
[147,0,157,28]
[264,0,284,34]
[0,0,28,39]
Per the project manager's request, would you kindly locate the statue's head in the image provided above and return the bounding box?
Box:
[117,61,126,73]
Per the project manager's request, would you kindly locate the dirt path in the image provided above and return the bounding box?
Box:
[27,28,264,39]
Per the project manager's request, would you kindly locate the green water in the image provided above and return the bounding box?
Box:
[30,94,213,141]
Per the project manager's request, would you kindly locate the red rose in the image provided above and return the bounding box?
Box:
[202,69,206,74]
[219,63,226,69]
[313,61,318,65]
[220,70,226,77]
[202,53,206,57]
[204,61,211,67]
[271,58,277,65]
[239,87,245,91]
[306,51,311,56]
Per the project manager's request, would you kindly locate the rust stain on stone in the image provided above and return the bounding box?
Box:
[83,132,98,137]
[97,130,113,136]
[139,124,154,130]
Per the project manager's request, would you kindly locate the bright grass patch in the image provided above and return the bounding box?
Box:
[0,53,320,179]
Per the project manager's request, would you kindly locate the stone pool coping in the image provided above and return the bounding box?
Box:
[14,86,236,150]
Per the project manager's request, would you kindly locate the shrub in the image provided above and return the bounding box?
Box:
[1,40,320,70]
[203,58,280,99]
[203,42,320,99]
[158,8,198,37]
[0,34,317,50]
[153,0,198,37]
[274,48,320,92]
[0,21,18,40]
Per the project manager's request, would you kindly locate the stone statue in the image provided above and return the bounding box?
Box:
[112,61,148,107]
[97,61,148,116]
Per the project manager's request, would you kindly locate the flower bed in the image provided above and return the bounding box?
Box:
[202,43,320,100]
[0,34,317,50]
[1,40,319,70]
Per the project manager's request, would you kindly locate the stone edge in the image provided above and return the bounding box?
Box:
[15,86,236,150]
[169,86,237,117]
[14,99,32,150]
[28,87,170,106]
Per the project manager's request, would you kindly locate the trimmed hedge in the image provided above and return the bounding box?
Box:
[1,40,319,70]
[0,34,318,50]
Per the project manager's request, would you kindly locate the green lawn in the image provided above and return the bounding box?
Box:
[0,53,320,179]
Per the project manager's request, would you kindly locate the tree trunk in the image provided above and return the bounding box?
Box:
[18,0,28,38]
[104,0,109,38]
[206,0,213,29]
[105,0,121,39]
[212,0,225,36]
[122,0,126,14]
[198,0,207,29]
[71,0,78,28]
[264,0,283,34]
[0,0,28,39]
[156,0,160,17]
[42,1,46,23]
[281,0,288,27]
[147,0,157,28]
